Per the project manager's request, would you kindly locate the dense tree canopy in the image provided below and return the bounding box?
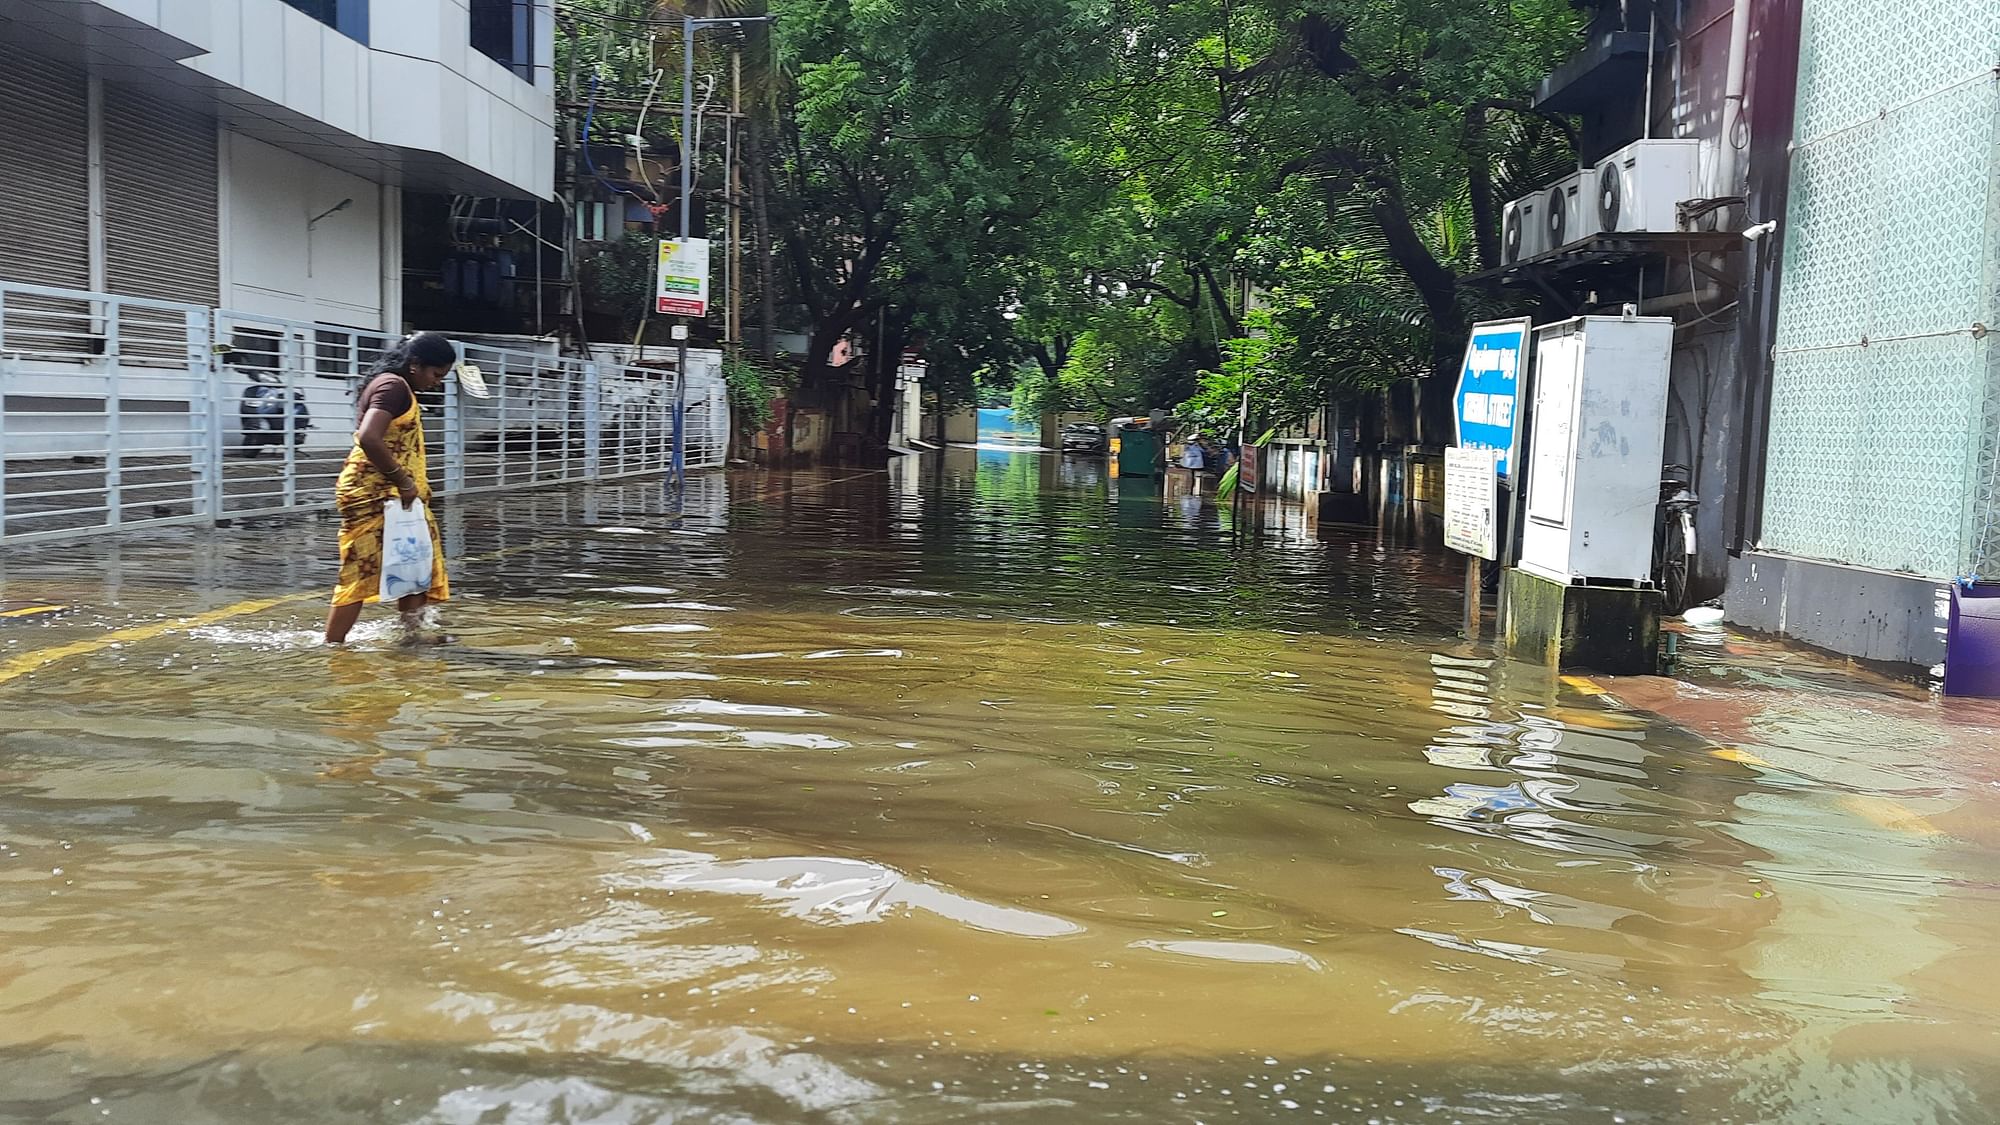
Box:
[560,0,1584,441]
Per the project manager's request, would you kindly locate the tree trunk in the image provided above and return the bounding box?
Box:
[1358,184,1464,446]
[1464,106,1499,273]
[1029,341,1064,382]
[1361,193,1463,360]
[746,118,779,363]
[1196,262,1244,339]
[803,318,848,384]
[798,223,895,383]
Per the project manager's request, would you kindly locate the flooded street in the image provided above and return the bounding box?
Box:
[2,449,1998,1124]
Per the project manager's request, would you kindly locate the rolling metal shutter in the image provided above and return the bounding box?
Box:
[0,43,91,290]
[103,85,219,306]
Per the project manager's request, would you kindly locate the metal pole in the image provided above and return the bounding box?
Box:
[86,78,106,293]
[1497,360,1536,640]
[732,111,740,344]
[676,15,694,457]
[104,302,122,527]
[730,48,742,346]
[1643,10,1656,140]
[1463,556,1481,639]
[680,16,694,241]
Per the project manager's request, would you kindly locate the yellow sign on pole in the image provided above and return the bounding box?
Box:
[656,238,711,317]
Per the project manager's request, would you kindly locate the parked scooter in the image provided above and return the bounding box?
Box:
[239,369,311,456]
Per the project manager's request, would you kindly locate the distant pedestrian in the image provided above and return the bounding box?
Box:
[324,332,457,644]
[1198,437,1227,476]
[1179,434,1208,494]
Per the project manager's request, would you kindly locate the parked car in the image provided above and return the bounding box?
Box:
[1061,422,1108,455]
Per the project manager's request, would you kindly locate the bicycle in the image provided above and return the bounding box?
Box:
[1653,465,1699,615]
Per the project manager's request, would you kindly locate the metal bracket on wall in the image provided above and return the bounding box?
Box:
[1681,252,1741,293]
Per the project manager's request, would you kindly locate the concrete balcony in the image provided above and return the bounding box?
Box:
[0,0,553,199]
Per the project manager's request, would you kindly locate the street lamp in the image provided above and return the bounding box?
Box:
[677,16,772,242]
[670,15,772,476]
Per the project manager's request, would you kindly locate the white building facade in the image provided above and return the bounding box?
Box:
[0,0,555,331]
[0,2,737,548]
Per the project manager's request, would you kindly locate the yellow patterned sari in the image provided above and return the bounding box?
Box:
[330,388,451,607]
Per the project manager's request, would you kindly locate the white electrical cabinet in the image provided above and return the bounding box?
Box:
[1519,314,1676,586]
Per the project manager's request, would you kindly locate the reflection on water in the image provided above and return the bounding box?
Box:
[1,447,1998,1122]
[975,407,1041,451]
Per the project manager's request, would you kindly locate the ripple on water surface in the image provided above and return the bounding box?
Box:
[0,460,1996,1122]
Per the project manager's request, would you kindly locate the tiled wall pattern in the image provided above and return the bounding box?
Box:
[1761,0,2000,577]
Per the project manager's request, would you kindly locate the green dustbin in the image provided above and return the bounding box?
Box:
[1117,427,1162,478]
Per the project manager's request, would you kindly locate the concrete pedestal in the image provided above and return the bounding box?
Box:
[1306,490,1370,530]
[1503,568,1662,675]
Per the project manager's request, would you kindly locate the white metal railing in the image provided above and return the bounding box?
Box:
[0,282,728,544]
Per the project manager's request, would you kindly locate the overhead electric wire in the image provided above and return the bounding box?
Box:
[632,60,667,190]
[581,72,649,201]
[560,6,762,30]
[559,5,769,41]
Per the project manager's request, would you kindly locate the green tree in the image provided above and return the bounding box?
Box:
[577,231,657,340]
[1208,0,1581,434]
[994,0,1258,421]
[559,0,1583,453]
[769,0,1120,438]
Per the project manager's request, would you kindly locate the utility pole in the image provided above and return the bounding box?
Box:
[663,15,771,481]
[730,47,743,348]
[559,13,587,350]
[676,13,694,406]
[678,15,695,242]
[675,15,772,407]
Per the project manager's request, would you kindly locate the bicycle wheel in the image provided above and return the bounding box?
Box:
[1662,551,1690,615]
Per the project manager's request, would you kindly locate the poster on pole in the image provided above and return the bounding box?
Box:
[1444,445,1498,560]
[656,238,711,317]
[1453,317,1533,484]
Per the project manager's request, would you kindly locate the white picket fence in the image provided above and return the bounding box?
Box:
[0,282,728,543]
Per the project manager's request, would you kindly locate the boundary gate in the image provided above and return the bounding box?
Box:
[0,282,729,544]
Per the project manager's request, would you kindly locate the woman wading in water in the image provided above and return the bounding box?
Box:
[324,333,458,644]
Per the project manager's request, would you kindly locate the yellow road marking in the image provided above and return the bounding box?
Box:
[1560,675,1607,696]
[1709,746,1771,767]
[0,537,561,688]
[0,468,889,686]
[0,594,311,686]
[1840,795,1944,838]
[1551,707,1649,732]
[0,604,68,619]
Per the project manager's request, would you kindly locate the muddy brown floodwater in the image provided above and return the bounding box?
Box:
[1,449,1998,1123]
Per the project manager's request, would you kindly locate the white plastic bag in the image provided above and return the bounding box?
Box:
[378,498,435,602]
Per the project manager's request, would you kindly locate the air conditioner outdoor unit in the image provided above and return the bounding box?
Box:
[1594,138,1703,234]
[1501,195,1548,264]
[1542,172,1595,251]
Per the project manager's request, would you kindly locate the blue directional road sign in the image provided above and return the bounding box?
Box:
[1452,318,1534,483]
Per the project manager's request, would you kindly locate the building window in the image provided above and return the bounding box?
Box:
[278,0,368,44]
[470,0,536,83]
[578,202,613,243]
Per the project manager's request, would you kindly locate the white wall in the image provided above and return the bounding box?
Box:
[365,0,556,195]
[167,0,553,198]
[222,132,388,329]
